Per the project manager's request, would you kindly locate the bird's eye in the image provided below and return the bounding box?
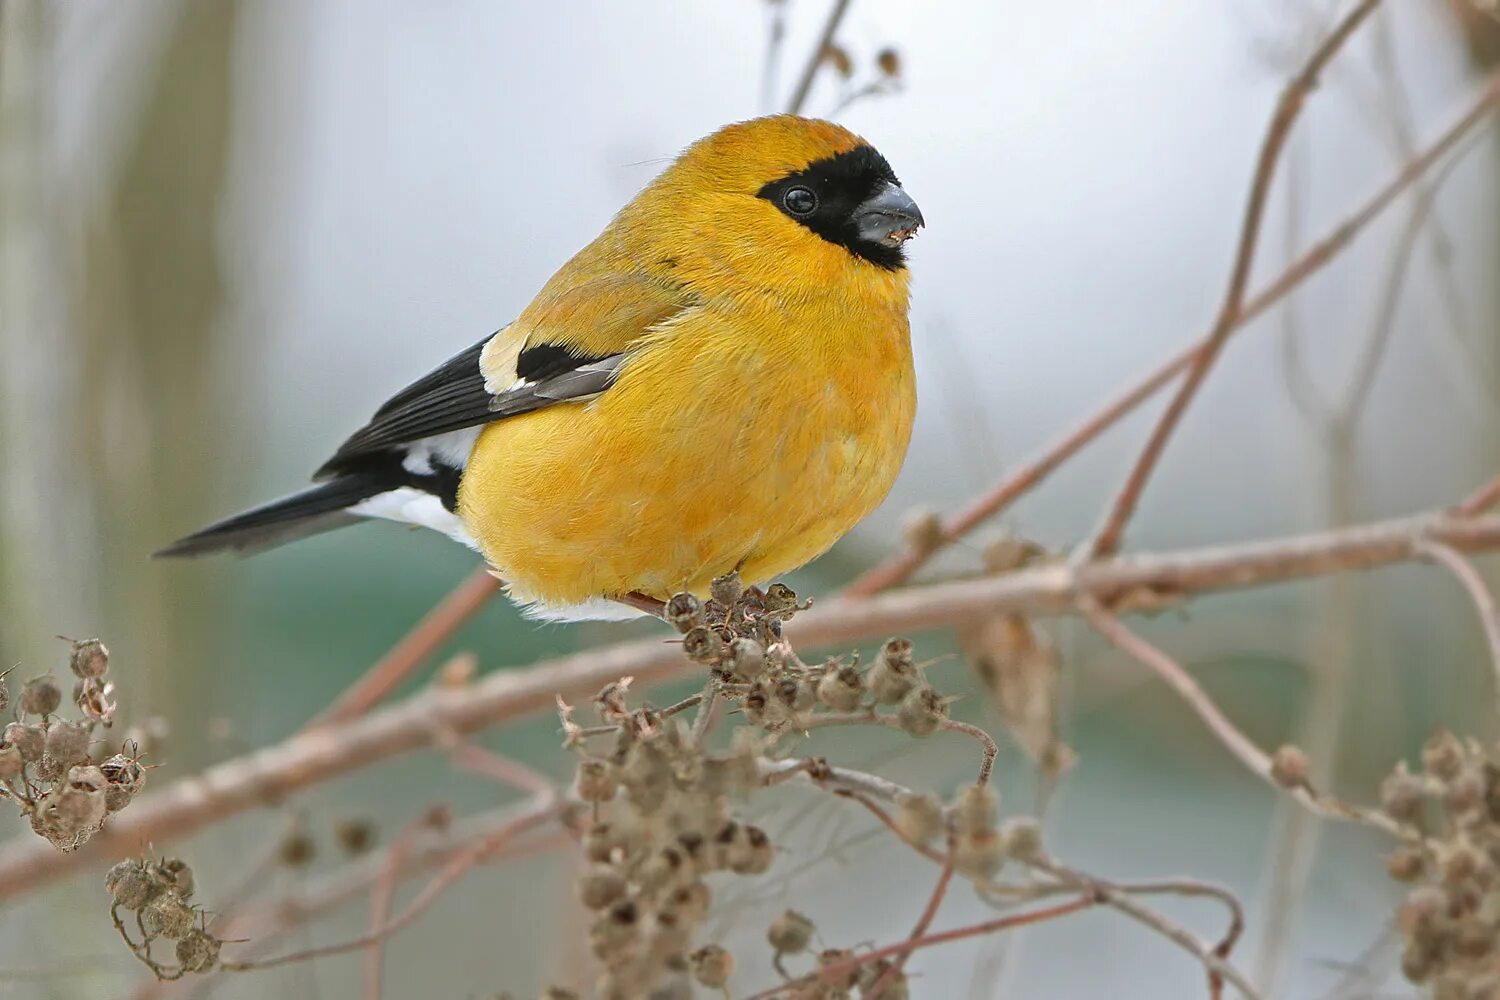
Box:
[782,186,818,216]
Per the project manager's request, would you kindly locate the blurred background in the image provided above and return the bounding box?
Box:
[2,1,1499,996]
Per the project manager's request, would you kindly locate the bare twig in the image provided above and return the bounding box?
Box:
[785,0,853,115]
[362,808,443,1000]
[1456,473,1500,517]
[741,895,1099,1000]
[1087,0,1382,558]
[4,509,1495,898]
[1415,538,1500,717]
[1077,595,1398,836]
[847,60,1500,595]
[871,850,955,996]
[308,567,500,730]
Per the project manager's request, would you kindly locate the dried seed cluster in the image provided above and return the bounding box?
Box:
[0,638,144,851]
[1381,729,1500,994]
[106,856,222,980]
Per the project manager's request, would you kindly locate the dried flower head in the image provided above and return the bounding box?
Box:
[768,909,815,954]
[21,674,61,717]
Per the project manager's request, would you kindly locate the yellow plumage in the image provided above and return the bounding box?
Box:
[162,115,921,619]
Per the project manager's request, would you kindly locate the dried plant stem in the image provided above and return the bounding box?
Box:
[872,852,955,995]
[362,811,435,1000]
[741,895,1099,1000]
[784,0,853,115]
[848,58,1500,595]
[0,508,1493,900]
[845,792,1254,993]
[1457,473,1500,517]
[792,710,998,784]
[220,797,561,975]
[1077,595,1398,836]
[1086,0,1383,559]
[1415,538,1500,717]
[308,567,500,730]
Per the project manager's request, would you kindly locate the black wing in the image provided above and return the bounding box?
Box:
[315,335,621,479]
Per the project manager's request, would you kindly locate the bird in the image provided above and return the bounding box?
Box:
[158,114,924,621]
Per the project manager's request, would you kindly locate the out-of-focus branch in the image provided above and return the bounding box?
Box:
[1416,538,1500,717]
[785,0,853,115]
[1077,595,1398,836]
[1456,473,1500,517]
[2,508,1497,899]
[847,58,1500,595]
[308,567,500,729]
[1086,0,1383,559]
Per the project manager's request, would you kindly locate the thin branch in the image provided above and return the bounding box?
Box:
[1456,473,1500,517]
[4,509,1496,898]
[741,895,1099,1000]
[847,59,1500,596]
[307,567,500,730]
[1415,538,1500,719]
[871,850,955,995]
[1087,0,1383,558]
[362,809,440,1000]
[1077,595,1398,836]
[784,0,853,115]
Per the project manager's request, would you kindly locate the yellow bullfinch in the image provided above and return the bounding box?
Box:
[160,115,924,620]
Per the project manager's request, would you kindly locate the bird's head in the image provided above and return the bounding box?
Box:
[641,115,924,275]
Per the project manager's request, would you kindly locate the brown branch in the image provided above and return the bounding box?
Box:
[1456,473,1500,517]
[3,508,1496,899]
[741,895,1099,1000]
[784,0,853,115]
[221,797,559,975]
[361,809,441,1000]
[307,567,500,729]
[871,850,955,996]
[847,58,1500,595]
[1415,538,1500,718]
[1087,0,1383,559]
[1077,595,1398,836]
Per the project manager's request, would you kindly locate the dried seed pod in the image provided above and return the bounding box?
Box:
[775,676,815,714]
[44,720,93,772]
[664,593,703,634]
[1386,845,1426,883]
[0,741,21,782]
[175,928,221,973]
[951,783,999,835]
[690,944,734,989]
[953,828,1006,879]
[1380,764,1427,823]
[1270,745,1309,789]
[584,822,638,865]
[822,42,853,78]
[541,988,581,1000]
[682,626,726,664]
[875,47,902,78]
[880,637,914,669]
[106,859,162,911]
[817,948,860,990]
[279,828,316,867]
[999,817,1043,860]
[578,864,627,910]
[1438,842,1485,887]
[859,959,909,999]
[894,792,944,843]
[1446,766,1485,817]
[143,892,196,939]
[901,507,944,553]
[767,909,814,954]
[709,572,743,608]
[0,671,8,714]
[4,722,42,763]
[589,900,640,960]
[20,674,61,717]
[335,817,376,855]
[724,637,766,681]
[100,752,145,812]
[1422,729,1464,781]
[816,665,864,712]
[158,857,195,901]
[66,638,110,680]
[575,759,618,803]
[896,687,947,737]
[733,825,774,875]
[763,583,799,613]
[669,881,711,923]
[867,659,914,705]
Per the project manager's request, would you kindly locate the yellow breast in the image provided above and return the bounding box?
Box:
[457,286,915,610]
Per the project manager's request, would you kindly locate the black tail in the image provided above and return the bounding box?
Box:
[154,475,389,558]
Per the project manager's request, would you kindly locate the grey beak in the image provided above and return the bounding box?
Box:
[855,181,924,246]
